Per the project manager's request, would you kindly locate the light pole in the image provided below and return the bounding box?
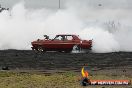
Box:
[59,0,60,9]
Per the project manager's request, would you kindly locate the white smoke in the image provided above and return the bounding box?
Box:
[0,1,132,53]
[79,27,120,53]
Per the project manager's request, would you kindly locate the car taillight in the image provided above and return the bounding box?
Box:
[89,40,92,43]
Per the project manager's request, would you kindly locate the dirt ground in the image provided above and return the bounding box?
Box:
[0,50,132,73]
[0,50,132,88]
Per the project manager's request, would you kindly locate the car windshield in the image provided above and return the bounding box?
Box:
[77,35,81,40]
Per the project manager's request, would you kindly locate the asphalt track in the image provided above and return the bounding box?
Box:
[0,50,132,73]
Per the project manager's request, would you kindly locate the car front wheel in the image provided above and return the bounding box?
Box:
[37,46,44,52]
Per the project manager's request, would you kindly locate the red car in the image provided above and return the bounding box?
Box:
[31,34,92,52]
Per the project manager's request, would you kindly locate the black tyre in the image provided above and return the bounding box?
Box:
[37,46,44,52]
[72,45,81,53]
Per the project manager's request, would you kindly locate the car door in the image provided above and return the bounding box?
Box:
[50,35,74,50]
[62,35,75,49]
[48,35,64,50]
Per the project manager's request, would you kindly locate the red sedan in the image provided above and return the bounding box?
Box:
[31,34,92,52]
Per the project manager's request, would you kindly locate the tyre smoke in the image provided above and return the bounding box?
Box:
[0,1,132,53]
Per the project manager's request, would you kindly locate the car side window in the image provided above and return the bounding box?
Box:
[54,35,73,41]
[54,36,62,40]
[66,36,73,40]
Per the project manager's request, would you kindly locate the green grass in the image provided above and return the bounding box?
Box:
[0,71,131,88]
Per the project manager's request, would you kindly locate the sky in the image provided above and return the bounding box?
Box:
[0,0,62,9]
[0,0,132,9]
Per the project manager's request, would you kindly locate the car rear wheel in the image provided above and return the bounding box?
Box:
[72,45,81,53]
